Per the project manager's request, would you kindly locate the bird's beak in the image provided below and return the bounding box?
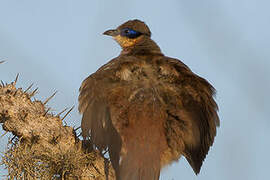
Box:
[103,29,119,37]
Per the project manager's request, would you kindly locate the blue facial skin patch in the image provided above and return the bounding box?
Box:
[120,28,142,39]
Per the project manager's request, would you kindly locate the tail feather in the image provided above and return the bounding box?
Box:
[114,95,165,180]
[118,144,161,180]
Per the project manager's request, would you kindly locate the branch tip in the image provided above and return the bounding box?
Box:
[1,80,5,87]
[56,108,68,117]
[44,91,58,105]
[61,106,75,121]
[14,73,19,84]
[43,108,51,116]
[30,88,38,97]
[24,83,34,93]
[74,126,81,132]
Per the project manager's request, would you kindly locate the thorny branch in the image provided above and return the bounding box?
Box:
[0,76,115,179]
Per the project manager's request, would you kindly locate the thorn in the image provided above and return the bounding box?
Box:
[56,108,68,117]
[1,132,8,138]
[102,149,109,156]
[24,83,34,93]
[77,132,82,138]
[13,90,18,96]
[30,88,38,97]
[44,91,58,105]
[1,80,5,87]
[0,61,5,64]
[11,135,17,142]
[63,120,67,126]
[23,113,28,119]
[43,108,51,116]
[14,73,19,84]
[61,106,74,121]
[74,126,81,132]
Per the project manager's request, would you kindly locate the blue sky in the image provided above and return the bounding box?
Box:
[0,1,269,179]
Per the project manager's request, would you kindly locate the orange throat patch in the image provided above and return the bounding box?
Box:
[114,35,144,48]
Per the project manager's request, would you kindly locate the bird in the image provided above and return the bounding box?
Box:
[79,19,219,180]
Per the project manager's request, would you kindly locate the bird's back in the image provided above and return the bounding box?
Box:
[79,53,219,179]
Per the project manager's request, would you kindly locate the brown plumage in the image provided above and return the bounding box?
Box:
[79,19,219,180]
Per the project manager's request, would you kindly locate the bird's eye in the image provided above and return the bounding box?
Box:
[121,28,142,38]
[124,29,130,34]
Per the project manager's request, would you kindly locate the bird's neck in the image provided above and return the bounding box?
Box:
[121,37,163,56]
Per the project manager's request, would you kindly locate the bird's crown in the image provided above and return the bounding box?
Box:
[117,19,151,38]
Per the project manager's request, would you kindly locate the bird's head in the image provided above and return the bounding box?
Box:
[103,19,152,49]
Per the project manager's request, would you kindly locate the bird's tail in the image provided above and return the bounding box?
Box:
[118,141,161,180]
[116,98,166,180]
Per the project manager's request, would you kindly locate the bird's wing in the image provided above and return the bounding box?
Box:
[78,57,121,151]
[79,74,108,151]
[158,57,219,174]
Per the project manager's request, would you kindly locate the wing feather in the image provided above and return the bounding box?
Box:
[160,57,219,174]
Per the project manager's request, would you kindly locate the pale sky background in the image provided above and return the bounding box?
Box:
[0,0,269,180]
